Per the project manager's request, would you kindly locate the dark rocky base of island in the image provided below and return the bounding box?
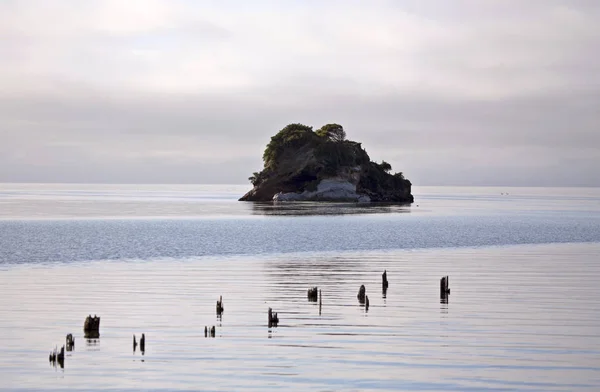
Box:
[239,123,414,203]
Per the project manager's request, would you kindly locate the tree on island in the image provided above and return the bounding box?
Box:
[316,123,346,143]
[262,123,315,167]
[379,160,392,173]
[248,171,262,186]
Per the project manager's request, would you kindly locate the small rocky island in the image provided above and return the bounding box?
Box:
[239,123,414,203]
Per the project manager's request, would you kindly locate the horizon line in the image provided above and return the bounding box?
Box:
[0,182,598,189]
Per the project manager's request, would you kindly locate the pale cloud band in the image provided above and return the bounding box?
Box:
[1,0,599,185]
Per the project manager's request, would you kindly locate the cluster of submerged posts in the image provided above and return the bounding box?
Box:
[204,296,224,337]
[49,274,451,367]
[49,315,99,368]
[49,314,145,369]
[310,271,451,311]
[48,297,224,367]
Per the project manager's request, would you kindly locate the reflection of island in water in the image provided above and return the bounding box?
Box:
[251,202,411,216]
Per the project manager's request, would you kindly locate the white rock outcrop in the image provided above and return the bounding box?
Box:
[272,178,371,202]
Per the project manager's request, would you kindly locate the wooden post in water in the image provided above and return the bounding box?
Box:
[382,270,389,291]
[140,333,145,353]
[307,287,318,302]
[365,295,370,311]
[50,346,65,368]
[216,296,224,316]
[268,308,279,328]
[268,308,272,327]
[66,333,75,351]
[440,276,450,301]
[319,289,322,315]
[57,345,65,368]
[83,315,101,339]
[357,285,366,304]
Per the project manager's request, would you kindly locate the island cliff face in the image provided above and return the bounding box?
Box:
[239,123,414,203]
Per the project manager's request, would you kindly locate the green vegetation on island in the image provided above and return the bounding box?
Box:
[240,123,413,203]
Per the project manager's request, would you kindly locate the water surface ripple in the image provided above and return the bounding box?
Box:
[0,244,599,391]
[1,185,599,391]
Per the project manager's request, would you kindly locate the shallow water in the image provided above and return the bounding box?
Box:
[1,185,599,265]
[0,185,599,391]
[1,244,600,391]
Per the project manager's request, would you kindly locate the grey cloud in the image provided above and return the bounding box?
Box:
[0,1,599,186]
[2,83,598,186]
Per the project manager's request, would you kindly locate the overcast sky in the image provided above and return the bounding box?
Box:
[1,0,599,186]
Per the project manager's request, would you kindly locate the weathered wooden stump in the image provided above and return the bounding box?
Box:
[133,335,137,352]
[49,346,65,368]
[307,287,318,302]
[210,326,216,337]
[357,285,366,304]
[365,295,370,311]
[216,296,224,316]
[440,276,450,298]
[204,326,208,337]
[382,270,389,290]
[66,333,75,351]
[268,307,279,328]
[140,333,146,353]
[83,315,100,338]
[319,289,322,315]
[57,346,65,368]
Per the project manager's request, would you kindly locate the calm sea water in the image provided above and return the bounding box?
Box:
[0,184,599,391]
